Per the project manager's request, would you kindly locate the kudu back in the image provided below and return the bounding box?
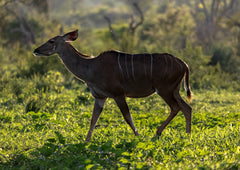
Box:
[34,30,192,142]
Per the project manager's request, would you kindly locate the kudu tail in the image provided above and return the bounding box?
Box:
[184,66,192,103]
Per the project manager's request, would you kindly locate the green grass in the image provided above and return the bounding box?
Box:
[0,75,239,169]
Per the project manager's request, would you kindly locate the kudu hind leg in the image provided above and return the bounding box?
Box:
[156,97,180,136]
[114,96,139,136]
[85,98,106,142]
[173,92,192,134]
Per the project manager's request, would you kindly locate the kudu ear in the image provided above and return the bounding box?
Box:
[63,30,78,42]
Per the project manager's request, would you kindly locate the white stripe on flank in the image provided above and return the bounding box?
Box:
[175,58,183,71]
[150,54,153,78]
[118,53,124,77]
[144,54,147,77]
[164,55,168,65]
[131,54,135,80]
[168,55,173,71]
[125,54,130,78]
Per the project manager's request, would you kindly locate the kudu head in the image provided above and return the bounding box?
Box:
[33,30,78,57]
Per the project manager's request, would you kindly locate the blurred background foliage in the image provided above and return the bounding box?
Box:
[0,0,240,93]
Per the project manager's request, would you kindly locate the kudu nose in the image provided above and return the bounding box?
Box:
[33,49,39,56]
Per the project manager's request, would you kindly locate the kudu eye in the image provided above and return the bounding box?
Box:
[49,39,55,44]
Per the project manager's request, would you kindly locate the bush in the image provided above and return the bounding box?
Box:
[209,45,233,71]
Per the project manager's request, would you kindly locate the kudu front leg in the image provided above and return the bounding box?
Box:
[114,96,139,136]
[85,98,106,143]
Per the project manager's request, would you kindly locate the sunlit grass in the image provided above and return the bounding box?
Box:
[0,86,239,169]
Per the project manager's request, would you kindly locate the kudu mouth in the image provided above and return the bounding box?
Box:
[33,49,49,57]
[33,51,39,57]
[33,49,41,56]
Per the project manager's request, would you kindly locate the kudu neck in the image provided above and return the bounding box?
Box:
[59,43,90,59]
[58,42,91,81]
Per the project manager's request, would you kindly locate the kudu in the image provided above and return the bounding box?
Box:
[34,30,192,142]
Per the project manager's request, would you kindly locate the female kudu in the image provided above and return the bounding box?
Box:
[34,30,192,142]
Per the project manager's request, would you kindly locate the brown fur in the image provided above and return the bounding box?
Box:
[34,30,192,142]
